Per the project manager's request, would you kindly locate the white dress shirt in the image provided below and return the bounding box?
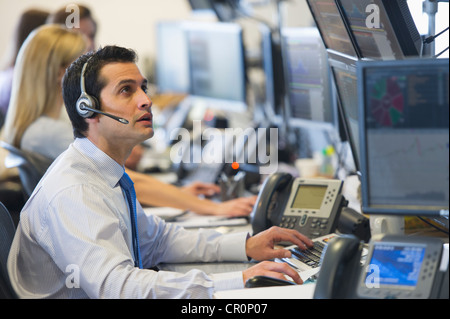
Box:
[8,138,249,299]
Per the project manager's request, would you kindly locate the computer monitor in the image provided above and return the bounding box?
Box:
[188,0,214,10]
[336,0,422,60]
[305,0,360,58]
[184,22,247,112]
[210,0,239,22]
[328,52,360,171]
[358,58,449,219]
[260,24,285,119]
[155,22,190,94]
[281,27,337,130]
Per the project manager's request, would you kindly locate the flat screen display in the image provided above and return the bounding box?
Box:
[359,58,449,216]
[185,22,246,107]
[282,27,336,128]
[306,0,360,58]
[329,54,360,170]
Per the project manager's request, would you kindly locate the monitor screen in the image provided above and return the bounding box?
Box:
[281,27,336,129]
[155,22,190,94]
[188,0,213,10]
[260,24,285,118]
[358,58,449,216]
[185,22,247,112]
[329,52,360,171]
[336,0,421,60]
[305,0,360,58]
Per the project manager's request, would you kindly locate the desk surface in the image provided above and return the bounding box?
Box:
[158,261,255,274]
[158,258,316,299]
[214,282,316,299]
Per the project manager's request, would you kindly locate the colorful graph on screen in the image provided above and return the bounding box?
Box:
[369,77,404,127]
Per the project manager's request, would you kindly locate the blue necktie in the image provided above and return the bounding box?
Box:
[119,172,143,269]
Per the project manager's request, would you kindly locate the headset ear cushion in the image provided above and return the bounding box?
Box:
[90,95,99,109]
[76,92,99,118]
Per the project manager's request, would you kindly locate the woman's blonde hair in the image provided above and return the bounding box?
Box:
[1,24,86,148]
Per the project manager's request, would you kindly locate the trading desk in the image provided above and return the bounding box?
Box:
[153,209,321,299]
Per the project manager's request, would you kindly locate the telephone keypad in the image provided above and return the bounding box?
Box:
[280,215,332,238]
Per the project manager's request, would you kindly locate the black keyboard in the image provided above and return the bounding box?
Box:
[277,233,337,272]
[290,240,326,268]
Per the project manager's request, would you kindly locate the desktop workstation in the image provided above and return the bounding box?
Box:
[148,0,449,299]
[0,0,448,300]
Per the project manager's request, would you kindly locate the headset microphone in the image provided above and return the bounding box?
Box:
[76,58,129,125]
[78,103,129,124]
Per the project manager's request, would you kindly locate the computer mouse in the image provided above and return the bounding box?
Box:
[245,276,296,288]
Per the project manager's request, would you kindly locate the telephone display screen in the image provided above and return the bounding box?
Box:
[291,185,327,210]
[366,243,426,287]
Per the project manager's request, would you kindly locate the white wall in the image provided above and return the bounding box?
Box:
[0,0,193,73]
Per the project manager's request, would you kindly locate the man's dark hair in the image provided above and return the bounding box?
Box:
[62,45,137,138]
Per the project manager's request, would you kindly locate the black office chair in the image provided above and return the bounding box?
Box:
[0,201,18,299]
[0,111,4,130]
[0,141,52,198]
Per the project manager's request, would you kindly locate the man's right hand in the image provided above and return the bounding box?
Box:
[242,261,302,285]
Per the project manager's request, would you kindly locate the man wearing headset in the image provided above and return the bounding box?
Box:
[7,46,313,299]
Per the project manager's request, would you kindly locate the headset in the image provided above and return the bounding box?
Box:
[75,57,129,124]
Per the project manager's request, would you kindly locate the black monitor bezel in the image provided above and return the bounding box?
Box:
[328,51,361,173]
[260,24,285,120]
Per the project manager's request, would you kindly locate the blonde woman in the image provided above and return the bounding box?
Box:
[1,24,87,159]
[0,9,50,118]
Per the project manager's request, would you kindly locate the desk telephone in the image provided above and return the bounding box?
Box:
[251,173,347,239]
[314,234,449,299]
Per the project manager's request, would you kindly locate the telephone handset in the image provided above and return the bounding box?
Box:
[251,173,347,239]
[313,234,363,299]
[251,173,294,234]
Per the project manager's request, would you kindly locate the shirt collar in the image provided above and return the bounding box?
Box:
[73,138,125,188]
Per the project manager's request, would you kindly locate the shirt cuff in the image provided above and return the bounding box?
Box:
[219,232,249,261]
[210,271,244,292]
